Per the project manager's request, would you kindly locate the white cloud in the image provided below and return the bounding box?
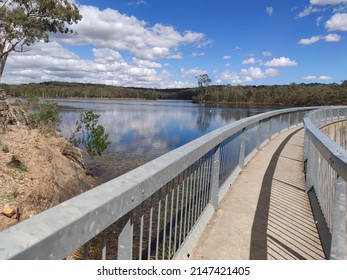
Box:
[297,6,321,18]
[192,52,205,57]
[223,55,232,59]
[264,57,297,67]
[242,57,262,64]
[240,67,279,79]
[298,35,322,45]
[324,33,342,41]
[262,51,272,57]
[325,13,347,31]
[265,7,273,16]
[52,5,206,61]
[317,16,324,26]
[128,0,147,6]
[180,67,207,77]
[2,42,195,88]
[303,75,333,80]
[310,0,347,5]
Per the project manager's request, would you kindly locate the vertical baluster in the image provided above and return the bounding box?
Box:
[162,184,169,260]
[102,229,107,260]
[168,182,175,259]
[173,178,180,255]
[179,171,186,246]
[139,203,144,260]
[147,197,154,260]
[183,167,191,239]
[155,189,162,260]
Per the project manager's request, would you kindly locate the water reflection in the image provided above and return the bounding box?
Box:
[53,99,273,183]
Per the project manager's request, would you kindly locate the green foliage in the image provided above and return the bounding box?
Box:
[7,156,27,172]
[196,74,212,89]
[69,111,111,158]
[2,187,19,202]
[29,101,61,133]
[2,143,9,153]
[0,0,82,78]
[3,81,347,106]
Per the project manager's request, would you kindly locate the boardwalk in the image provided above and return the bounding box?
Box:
[189,126,325,260]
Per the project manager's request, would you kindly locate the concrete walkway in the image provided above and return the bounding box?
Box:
[189,126,325,260]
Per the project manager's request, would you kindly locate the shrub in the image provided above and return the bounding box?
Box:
[68,111,111,158]
[29,101,61,135]
[2,143,9,153]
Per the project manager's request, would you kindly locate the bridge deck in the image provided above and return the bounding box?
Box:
[189,126,325,260]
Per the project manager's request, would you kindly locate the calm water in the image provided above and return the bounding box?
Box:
[51,99,274,184]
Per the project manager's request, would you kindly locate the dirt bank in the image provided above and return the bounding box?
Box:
[0,125,95,231]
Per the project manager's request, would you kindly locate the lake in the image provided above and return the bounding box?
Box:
[51,99,275,184]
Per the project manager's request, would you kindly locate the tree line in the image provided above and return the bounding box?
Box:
[1,81,347,106]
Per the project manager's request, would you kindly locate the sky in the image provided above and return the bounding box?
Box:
[2,0,347,88]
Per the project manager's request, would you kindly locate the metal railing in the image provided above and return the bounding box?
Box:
[303,107,347,260]
[0,107,313,260]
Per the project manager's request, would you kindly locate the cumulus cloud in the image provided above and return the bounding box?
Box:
[223,55,232,59]
[242,57,262,64]
[262,51,272,57]
[310,0,347,5]
[52,5,206,61]
[265,7,273,16]
[180,67,207,77]
[2,42,195,88]
[264,57,297,67]
[298,35,322,45]
[240,67,279,79]
[324,33,342,41]
[303,75,333,80]
[325,13,347,31]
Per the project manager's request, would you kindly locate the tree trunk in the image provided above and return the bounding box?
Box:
[0,53,9,80]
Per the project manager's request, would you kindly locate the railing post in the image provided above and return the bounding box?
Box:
[305,136,314,193]
[210,144,221,210]
[330,176,347,260]
[295,111,300,126]
[268,117,273,140]
[239,127,247,169]
[118,212,133,260]
[256,121,262,151]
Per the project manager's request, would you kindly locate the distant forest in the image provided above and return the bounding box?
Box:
[1,80,347,106]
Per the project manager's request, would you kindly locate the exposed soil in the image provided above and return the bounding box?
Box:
[0,125,95,231]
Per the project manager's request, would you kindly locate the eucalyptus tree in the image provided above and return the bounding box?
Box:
[196,73,212,95]
[0,0,81,79]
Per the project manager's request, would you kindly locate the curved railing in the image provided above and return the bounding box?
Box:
[303,107,347,260]
[0,107,313,260]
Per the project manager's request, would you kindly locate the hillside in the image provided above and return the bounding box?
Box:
[0,91,95,231]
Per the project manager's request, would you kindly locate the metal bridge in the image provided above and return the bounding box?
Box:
[0,107,346,260]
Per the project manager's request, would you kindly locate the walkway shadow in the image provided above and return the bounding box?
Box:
[249,128,325,260]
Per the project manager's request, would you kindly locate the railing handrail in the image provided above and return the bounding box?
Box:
[303,106,347,260]
[0,106,314,259]
[304,109,347,182]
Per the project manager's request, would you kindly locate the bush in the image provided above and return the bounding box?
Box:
[68,111,111,158]
[2,143,9,153]
[29,101,61,135]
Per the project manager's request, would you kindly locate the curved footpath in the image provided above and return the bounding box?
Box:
[189,126,325,260]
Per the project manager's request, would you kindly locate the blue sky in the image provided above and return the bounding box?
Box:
[2,0,347,88]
